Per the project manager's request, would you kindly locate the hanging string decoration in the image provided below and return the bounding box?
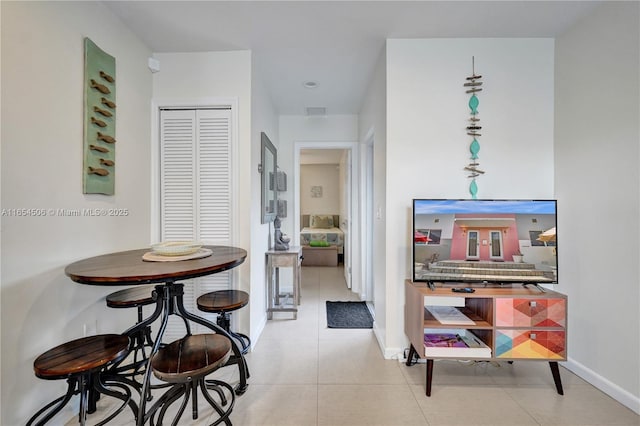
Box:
[464,56,485,199]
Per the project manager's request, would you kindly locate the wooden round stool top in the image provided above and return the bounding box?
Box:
[106,285,156,308]
[196,290,249,314]
[34,334,130,379]
[152,334,231,383]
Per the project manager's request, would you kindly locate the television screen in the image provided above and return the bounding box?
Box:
[413,199,557,285]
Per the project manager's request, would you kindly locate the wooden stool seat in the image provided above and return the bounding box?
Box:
[34,334,130,379]
[197,290,251,355]
[106,285,156,308]
[28,334,137,426]
[148,334,235,425]
[152,334,231,383]
[196,290,249,314]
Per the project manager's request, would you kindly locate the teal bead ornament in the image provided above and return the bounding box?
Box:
[470,138,480,160]
[469,179,478,199]
[463,56,485,197]
[468,94,479,115]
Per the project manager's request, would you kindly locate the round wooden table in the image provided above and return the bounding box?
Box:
[65,245,248,426]
[65,245,246,286]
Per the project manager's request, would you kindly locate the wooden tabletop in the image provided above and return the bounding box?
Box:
[65,245,247,286]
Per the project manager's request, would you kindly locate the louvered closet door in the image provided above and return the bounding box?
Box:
[160,108,233,340]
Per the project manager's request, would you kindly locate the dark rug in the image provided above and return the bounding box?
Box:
[326,301,373,328]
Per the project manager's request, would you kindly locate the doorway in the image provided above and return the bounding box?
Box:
[293,142,360,295]
[466,230,480,260]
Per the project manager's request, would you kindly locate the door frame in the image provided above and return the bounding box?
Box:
[466,229,480,260]
[489,229,504,260]
[293,141,360,294]
[362,129,374,303]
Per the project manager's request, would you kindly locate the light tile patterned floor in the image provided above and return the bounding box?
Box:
[70,266,638,425]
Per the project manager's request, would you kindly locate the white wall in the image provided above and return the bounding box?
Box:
[250,68,279,343]
[300,164,341,215]
[151,50,255,340]
[278,115,358,238]
[1,2,153,424]
[385,39,555,357]
[555,2,640,413]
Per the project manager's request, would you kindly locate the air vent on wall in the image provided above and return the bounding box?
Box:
[305,107,326,116]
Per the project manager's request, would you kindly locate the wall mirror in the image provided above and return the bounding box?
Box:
[261,132,277,223]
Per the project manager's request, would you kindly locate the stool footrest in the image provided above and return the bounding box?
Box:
[148,377,235,426]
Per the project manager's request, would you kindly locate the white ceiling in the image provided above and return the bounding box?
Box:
[104,1,602,115]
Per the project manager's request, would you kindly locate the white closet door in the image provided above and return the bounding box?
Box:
[160,108,233,340]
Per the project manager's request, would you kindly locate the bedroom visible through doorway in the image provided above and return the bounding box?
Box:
[299,150,347,267]
[294,143,359,294]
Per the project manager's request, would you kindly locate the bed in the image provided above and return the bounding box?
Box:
[300,214,344,260]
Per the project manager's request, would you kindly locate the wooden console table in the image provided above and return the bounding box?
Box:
[266,246,302,319]
[404,279,567,396]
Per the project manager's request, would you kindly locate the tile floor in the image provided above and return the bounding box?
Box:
[74,266,638,425]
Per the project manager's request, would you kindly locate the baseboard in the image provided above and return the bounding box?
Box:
[372,323,404,360]
[249,314,268,352]
[564,357,640,414]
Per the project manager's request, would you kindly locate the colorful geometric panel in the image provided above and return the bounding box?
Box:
[495,298,566,327]
[495,330,566,359]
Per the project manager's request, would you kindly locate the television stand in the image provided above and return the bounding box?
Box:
[404,279,567,396]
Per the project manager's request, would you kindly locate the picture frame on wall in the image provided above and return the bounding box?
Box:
[311,185,323,198]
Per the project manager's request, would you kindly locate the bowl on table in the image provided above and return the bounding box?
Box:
[150,241,203,257]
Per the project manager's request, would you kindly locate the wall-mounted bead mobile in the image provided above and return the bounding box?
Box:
[464,56,485,199]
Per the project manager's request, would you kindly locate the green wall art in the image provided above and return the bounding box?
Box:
[83,38,116,195]
[464,56,484,199]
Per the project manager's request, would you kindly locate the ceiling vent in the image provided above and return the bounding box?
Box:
[305,107,327,116]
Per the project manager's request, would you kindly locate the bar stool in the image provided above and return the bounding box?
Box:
[105,286,156,384]
[196,290,251,354]
[27,334,137,426]
[147,334,235,426]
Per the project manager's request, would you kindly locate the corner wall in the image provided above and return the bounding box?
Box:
[358,46,388,347]
[555,2,640,413]
[1,2,153,423]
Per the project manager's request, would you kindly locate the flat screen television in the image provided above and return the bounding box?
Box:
[413,199,557,286]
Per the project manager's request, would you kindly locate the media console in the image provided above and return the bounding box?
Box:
[404,279,567,396]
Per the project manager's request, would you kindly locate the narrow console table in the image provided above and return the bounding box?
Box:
[404,279,567,396]
[266,246,302,319]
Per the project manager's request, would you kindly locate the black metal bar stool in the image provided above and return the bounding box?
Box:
[105,286,156,386]
[147,333,235,425]
[27,334,137,426]
[197,290,251,354]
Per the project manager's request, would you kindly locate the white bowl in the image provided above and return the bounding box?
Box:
[150,241,203,256]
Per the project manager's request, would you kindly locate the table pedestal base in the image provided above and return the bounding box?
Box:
[123,282,250,425]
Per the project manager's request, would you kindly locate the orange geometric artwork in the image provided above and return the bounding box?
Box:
[495,330,566,359]
[496,298,566,327]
